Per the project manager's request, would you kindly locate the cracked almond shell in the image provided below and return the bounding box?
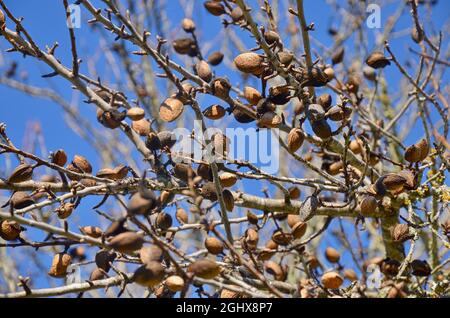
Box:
[158,131,177,149]
[160,98,184,122]
[95,249,117,272]
[264,261,285,281]
[201,182,218,201]
[292,221,307,239]
[203,105,226,120]
[243,86,262,105]
[195,60,212,82]
[222,189,234,212]
[48,253,72,278]
[271,230,292,246]
[174,163,196,182]
[233,107,255,123]
[317,93,332,110]
[311,119,332,139]
[55,202,75,219]
[89,268,106,281]
[404,138,429,163]
[360,195,377,216]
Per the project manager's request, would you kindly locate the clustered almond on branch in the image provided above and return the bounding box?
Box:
[0,0,448,299]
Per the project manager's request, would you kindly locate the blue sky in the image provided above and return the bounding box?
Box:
[0,0,448,296]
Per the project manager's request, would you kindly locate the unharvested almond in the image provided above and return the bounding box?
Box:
[126,107,145,121]
[108,231,144,254]
[7,163,33,183]
[203,104,226,120]
[321,271,343,289]
[205,236,224,255]
[234,52,264,75]
[325,247,340,263]
[48,253,72,278]
[80,226,103,238]
[0,220,21,241]
[287,128,304,153]
[292,221,307,239]
[244,86,262,105]
[165,275,185,292]
[219,172,237,187]
[133,262,165,287]
[188,259,221,279]
[222,189,234,212]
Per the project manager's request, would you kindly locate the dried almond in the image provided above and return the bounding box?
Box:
[205,236,224,255]
[0,220,21,241]
[366,51,391,69]
[160,98,184,122]
[321,271,343,289]
[287,128,304,153]
[133,262,165,287]
[165,275,185,292]
[52,149,67,166]
[126,107,145,121]
[132,118,151,136]
[203,104,226,120]
[108,231,144,254]
[48,253,72,278]
[7,163,33,183]
[188,259,221,279]
[234,52,264,75]
[80,226,103,238]
[325,247,340,263]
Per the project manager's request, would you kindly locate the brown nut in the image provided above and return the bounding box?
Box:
[325,247,340,263]
[321,271,343,289]
[204,236,224,255]
[48,253,72,278]
[133,262,166,287]
[187,259,221,279]
[7,163,33,183]
[287,128,304,153]
[108,231,145,254]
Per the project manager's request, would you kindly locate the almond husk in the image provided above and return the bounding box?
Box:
[188,259,221,279]
[108,231,144,254]
[7,163,33,183]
